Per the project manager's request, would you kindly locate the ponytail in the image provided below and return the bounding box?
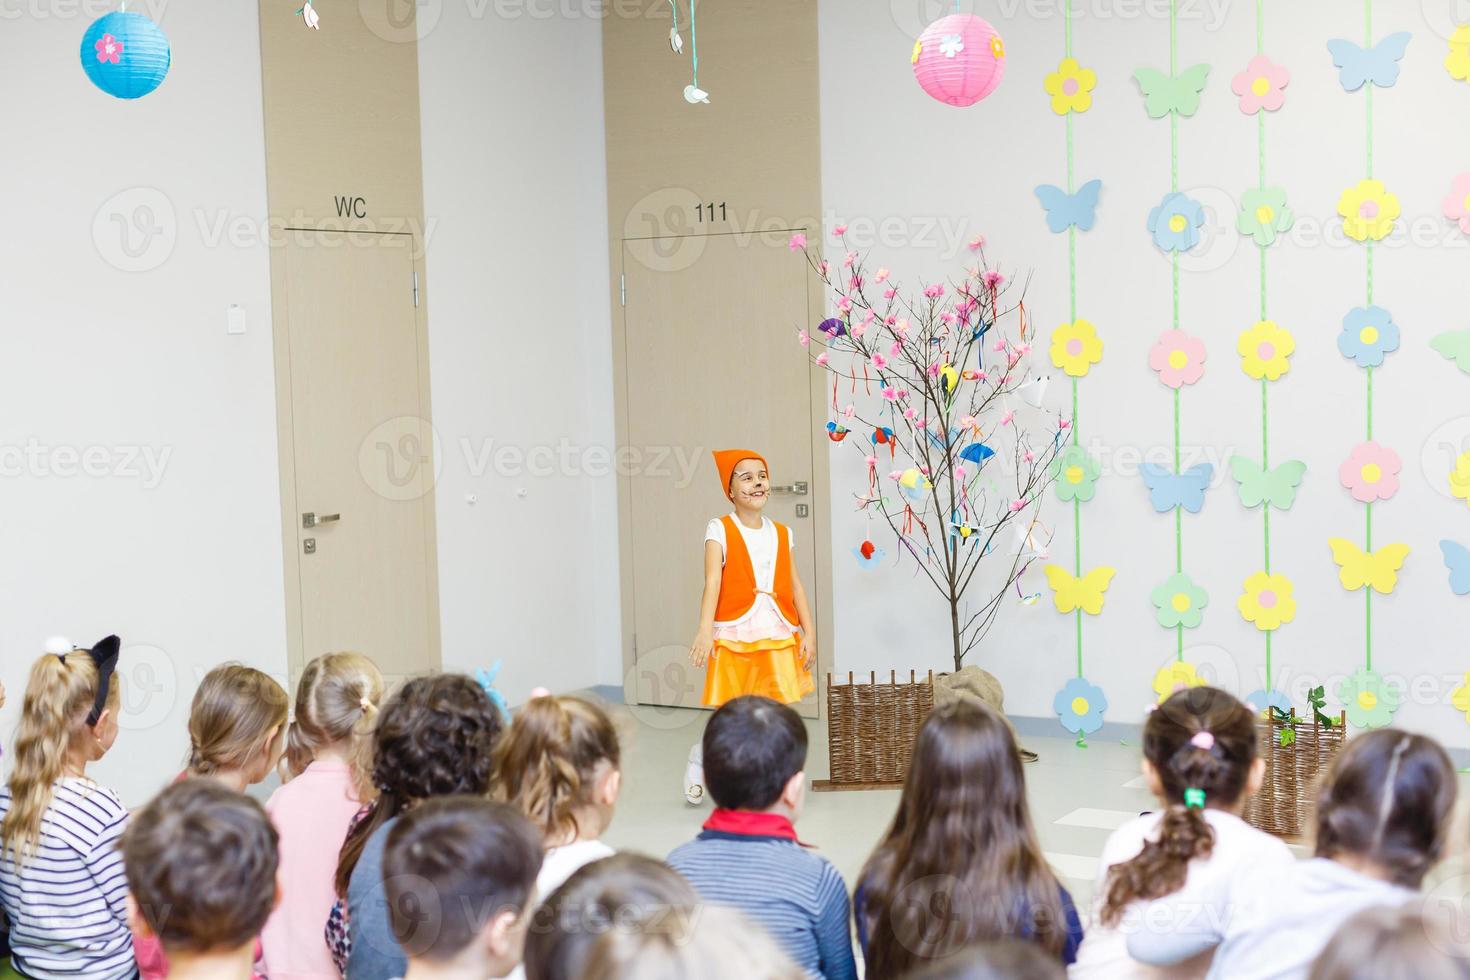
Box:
[494,696,621,845]
[279,652,383,802]
[187,665,288,778]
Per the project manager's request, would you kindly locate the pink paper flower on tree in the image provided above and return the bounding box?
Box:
[983,270,1005,288]
[1338,441,1401,503]
[788,232,807,251]
[833,224,847,236]
[1442,172,1470,235]
[1231,55,1289,114]
[1147,330,1207,389]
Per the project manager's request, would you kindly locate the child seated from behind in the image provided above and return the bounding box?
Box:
[381,796,543,980]
[666,695,856,980]
[122,780,279,980]
[1308,904,1470,980]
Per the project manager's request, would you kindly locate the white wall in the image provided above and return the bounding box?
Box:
[0,1,285,806]
[819,0,1470,747]
[416,3,621,700]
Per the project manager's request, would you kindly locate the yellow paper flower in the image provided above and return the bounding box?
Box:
[1238,571,1297,632]
[1452,672,1470,722]
[1447,25,1470,81]
[912,39,923,65]
[1043,58,1097,115]
[1153,662,1205,703]
[991,35,1005,59]
[1049,319,1103,378]
[1237,320,1295,381]
[1451,451,1470,506]
[1337,179,1401,242]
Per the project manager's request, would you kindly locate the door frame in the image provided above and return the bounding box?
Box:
[269,229,443,683]
[612,229,834,717]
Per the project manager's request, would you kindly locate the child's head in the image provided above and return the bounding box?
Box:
[713,449,770,510]
[494,695,621,846]
[334,673,504,897]
[187,664,289,785]
[382,796,542,977]
[1308,904,1470,980]
[900,941,1066,980]
[282,651,384,800]
[1101,686,1260,925]
[860,699,1070,973]
[2,638,123,865]
[1315,729,1456,888]
[701,695,806,813]
[122,779,279,957]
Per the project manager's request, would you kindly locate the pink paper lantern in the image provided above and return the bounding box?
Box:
[912,14,1006,107]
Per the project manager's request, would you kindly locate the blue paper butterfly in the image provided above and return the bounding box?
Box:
[1140,462,1213,514]
[1244,688,1291,714]
[959,443,996,465]
[1326,33,1411,91]
[1440,540,1470,595]
[1034,179,1103,234]
[926,427,962,450]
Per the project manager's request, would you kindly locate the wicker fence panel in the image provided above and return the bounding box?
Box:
[1242,709,1347,838]
[826,671,935,786]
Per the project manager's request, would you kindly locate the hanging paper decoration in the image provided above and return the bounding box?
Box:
[1442,173,1470,235]
[1447,26,1470,81]
[1229,457,1306,510]
[1043,564,1115,616]
[913,14,1006,107]
[1053,676,1107,743]
[1326,33,1411,92]
[1327,539,1410,594]
[1150,572,1208,630]
[1336,667,1399,729]
[1043,58,1097,115]
[299,1,321,29]
[818,317,847,339]
[1033,180,1103,233]
[1441,541,1470,595]
[851,539,886,570]
[80,10,171,100]
[1152,661,1206,702]
[1451,672,1470,722]
[1133,64,1211,118]
[1237,188,1294,246]
[1431,329,1470,373]
[1230,55,1289,113]
[825,421,849,442]
[1140,463,1212,514]
[1238,571,1298,631]
[665,0,707,102]
[1337,442,1400,503]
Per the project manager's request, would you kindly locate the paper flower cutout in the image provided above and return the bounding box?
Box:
[1337,180,1400,242]
[1231,55,1289,113]
[1054,677,1107,735]
[1337,306,1400,368]
[1044,57,1097,114]
[1328,539,1410,594]
[1140,462,1212,514]
[1051,443,1101,503]
[939,33,964,58]
[852,540,886,569]
[1337,668,1400,729]
[95,32,124,64]
[1153,662,1206,703]
[912,39,922,64]
[1442,541,1470,596]
[1134,65,1210,118]
[1148,192,1205,252]
[1338,441,1401,503]
[1034,180,1102,234]
[1442,172,1470,235]
[1229,456,1306,510]
[1043,564,1116,615]
[1147,330,1206,389]
[1327,34,1412,92]
[990,35,1005,59]
[1453,451,1470,506]
[1049,319,1103,378]
[1237,188,1294,247]
[1431,330,1470,375]
[1452,671,1470,722]
[1244,688,1291,714]
[1238,571,1297,631]
[1447,26,1470,81]
[1237,320,1295,381]
[1151,572,1208,629]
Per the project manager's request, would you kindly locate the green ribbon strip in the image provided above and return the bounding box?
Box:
[1362,0,1374,673]
[1065,0,1084,681]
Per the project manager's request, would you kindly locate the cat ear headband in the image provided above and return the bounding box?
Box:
[45,634,121,727]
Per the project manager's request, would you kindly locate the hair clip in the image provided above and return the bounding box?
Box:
[1183,787,1206,809]
[359,697,375,712]
[1190,730,1215,751]
[44,636,74,661]
[84,635,121,727]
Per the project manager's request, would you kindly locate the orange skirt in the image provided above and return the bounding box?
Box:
[702,635,814,707]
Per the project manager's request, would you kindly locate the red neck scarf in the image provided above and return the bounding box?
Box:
[702,809,812,846]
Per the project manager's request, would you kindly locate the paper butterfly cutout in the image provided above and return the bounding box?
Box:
[852,541,886,569]
[1245,688,1292,714]
[926,426,962,450]
[1034,179,1103,234]
[1326,33,1411,91]
[1044,564,1117,615]
[1441,540,1470,595]
[959,443,995,465]
[475,662,510,719]
[826,421,849,442]
[1141,462,1213,514]
[1328,538,1410,594]
[1229,456,1307,510]
[1430,330,1470,375]
[1133,64,1211,117]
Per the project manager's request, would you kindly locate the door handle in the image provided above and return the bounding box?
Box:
[770,482,809,496]
[302,512,342,529]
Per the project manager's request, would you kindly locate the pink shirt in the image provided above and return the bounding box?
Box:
[261,760,366,980]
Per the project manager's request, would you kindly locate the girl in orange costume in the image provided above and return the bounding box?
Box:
[684,450,815,803]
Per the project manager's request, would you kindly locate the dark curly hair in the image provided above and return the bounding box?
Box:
[334,673,503,897]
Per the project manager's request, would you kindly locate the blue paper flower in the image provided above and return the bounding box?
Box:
[1054,676,1108,735]
[1244,688,1291,714]
[1337,306,1400,368]
[1147,192,1205,252]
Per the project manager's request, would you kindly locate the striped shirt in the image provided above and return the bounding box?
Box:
[0,778,134,980]
[668,830,857,980]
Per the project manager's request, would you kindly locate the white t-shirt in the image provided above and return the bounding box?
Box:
[705,515,799,635]
[1070,809,1293,980]
[507,840,616,980]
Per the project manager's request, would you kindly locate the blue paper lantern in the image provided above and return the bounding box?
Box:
[80,11,171,100]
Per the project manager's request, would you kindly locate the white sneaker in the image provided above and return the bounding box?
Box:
[683,743,705,806]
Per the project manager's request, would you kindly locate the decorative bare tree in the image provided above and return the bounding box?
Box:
[794,231,1067,672]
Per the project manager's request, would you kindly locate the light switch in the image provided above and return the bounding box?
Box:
[226,304,247,335]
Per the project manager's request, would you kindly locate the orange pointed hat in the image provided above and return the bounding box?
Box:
[713,449,768,496]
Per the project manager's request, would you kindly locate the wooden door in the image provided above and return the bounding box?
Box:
[622,230,821,717]
[277,232,440,679]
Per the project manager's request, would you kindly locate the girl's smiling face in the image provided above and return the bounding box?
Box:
[728,458,770,510]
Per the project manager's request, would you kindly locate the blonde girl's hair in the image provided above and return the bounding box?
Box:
[493,696,621,845]
[281,652,384,801]
[187,665,289,778]
[3,648,123,866]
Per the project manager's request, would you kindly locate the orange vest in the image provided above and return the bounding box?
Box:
[714,515,800,626]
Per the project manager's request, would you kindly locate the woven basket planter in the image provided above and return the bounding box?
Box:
[1242,708,1347,838]
[813,670,934,792]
